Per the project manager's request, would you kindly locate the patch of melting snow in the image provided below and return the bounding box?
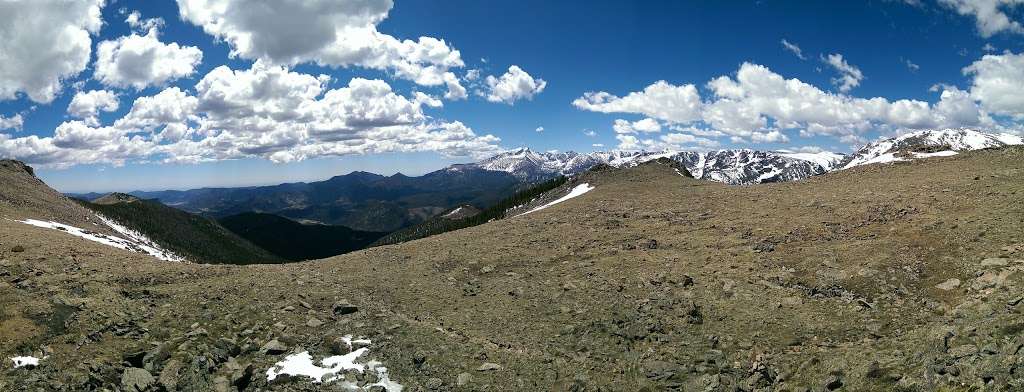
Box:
[912,150,958,158]
[15,217,182,261]
[519,183,594,216]
[266,336,402,391]
[674,168,688,177]
[443,206,464,218]
[11,356,41,368]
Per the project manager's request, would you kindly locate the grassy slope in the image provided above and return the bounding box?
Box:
[218,212,387,261]
[2,148,1024,390]
[76,198,284,264]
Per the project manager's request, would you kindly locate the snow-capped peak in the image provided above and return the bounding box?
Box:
[841,128,1023,169]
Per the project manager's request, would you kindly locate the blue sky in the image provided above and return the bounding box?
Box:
[0,0,1022,192]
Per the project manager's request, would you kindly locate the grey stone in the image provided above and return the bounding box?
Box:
[158,359,182,390]
[477,362,502,371]
[426,377,443,389]
[333,301,359,315]
[121,367,155,392]
[306,317,324,328]
[261,338,288,355]
[457,372,472,386]
[981,258,1010,268]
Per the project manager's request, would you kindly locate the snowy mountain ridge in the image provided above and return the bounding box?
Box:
[469,128,1022,185]
[840,128,1023,169]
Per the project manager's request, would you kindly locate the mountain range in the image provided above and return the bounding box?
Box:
[74,166,522,232]
[67,128,1022,236]
[469,128,1022,185]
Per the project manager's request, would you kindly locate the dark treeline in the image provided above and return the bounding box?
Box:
[372,176,569,247]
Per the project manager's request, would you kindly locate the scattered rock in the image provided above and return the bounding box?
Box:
[685,302,703,324]
[10,245,25,252]
[426,377,443,389]
[120,368,155,392]
[261,339,288,355]
[457,372,472,386]
[678,274,694,287]
[477,362,503,371]
[753,242,775,253]
[980,258,1010,268]
[824,373,843,390]
[333,301,359,316]
[644,239,658,250]
[936,278,961,291]
[306,317,323,328]
[158,359,182,390]
[972,270,1011,291]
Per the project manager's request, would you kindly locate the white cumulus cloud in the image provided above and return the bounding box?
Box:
[68,90,120,125]
[938,0,1024,37]
[0,0,104,103]
[125,10,165,32]
[0,62,502,168]
[176,0,464,91]
[963,51,1024,119]
[573,81,702,124]
[576,61,1004,149]
[0,114,24,131]
[612,118,662,134]
[94,28,204,90]
[481,66,546,104]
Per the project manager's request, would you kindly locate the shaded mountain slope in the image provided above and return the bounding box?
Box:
[75,195,283,265]
[2,147,1024,390]
[118,167,521,232]
[371,176,568,247]
[219,212,386,261]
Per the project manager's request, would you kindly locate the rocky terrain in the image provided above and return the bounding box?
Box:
[2,145,1024,391]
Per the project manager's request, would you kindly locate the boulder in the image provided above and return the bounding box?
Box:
[260,339,288,355]
[477,362,503,371]
[121,368,155,392]
[333,301,359,316]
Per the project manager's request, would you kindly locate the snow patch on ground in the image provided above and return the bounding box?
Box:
[520,183,595,216]
[265,335,402,391]
[443,206,464,218]
[912,150,958,158]
[11,356,41,368]
[848,152,906,168]
[15,217,182,261]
